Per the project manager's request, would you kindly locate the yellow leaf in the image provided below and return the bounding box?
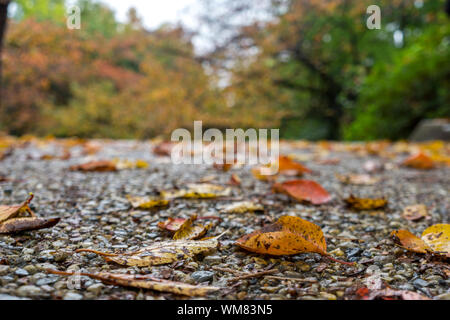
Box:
[220,201,264,214]
[421,224,450,257]
[126,195,169,209]
[344,195,387,210]
[161,184,231,199]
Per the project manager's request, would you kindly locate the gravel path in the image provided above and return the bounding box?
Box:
[0,139,448,300]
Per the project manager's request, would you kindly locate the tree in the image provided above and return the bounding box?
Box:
[0,0,9,109]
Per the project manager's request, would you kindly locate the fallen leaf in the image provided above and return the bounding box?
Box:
[158,217,187,232]
[235,215,353,265]
[153,141,174,156]
[344,195,387,210]
[391,224,450,257]
[336,174,379,185]
[0,194,35,223]
[173,215,210,240]
[76,239,219,266]
[220,201,264,214]
[161,184,232,199]
[127,195,169,209]
[402,204,429,221]
[273,180,332,205]
[251,166,277,181]
[228,174,241,186]
[390,230,433,254]
[278,155,312,176]
[113,159,148,170]
[421,224,450,257]
[402,152,434,169]
[69,160,117,172]
[355,283,430,300]
[47,269,220,296]
[0,217,61,234]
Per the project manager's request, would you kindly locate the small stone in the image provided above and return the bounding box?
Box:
[63,292,83,300]
[87,283,104,295]
[329,248,344,257]
[15,268,29,277]
[0,265,10,275]
[23,265,37,274]
[434,292,450,300]
[320,292,337,300]
[203,255,222,265]
[412,278,429,288]
[237,291,246,299]
[191,271,214,283]
[16,285,41,297]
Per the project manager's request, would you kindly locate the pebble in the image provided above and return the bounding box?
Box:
[16,285,41,297]
[412,278,429,288]
[191,271,214,283]
[63,292,83,300]
[87,283,104,295]
[15,269,29,277]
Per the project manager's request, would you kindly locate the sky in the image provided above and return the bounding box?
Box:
[98,0,200,30]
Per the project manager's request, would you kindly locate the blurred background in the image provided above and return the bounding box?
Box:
[0,0,448,141]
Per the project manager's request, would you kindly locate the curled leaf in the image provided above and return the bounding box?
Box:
[273,180,331,205]
[173,215,210,240]
[76,239,219,267]
[344,195,387,210]
[127,195,169,210]
[0,217,60,234]
[157,217,187,232]
[390,230,432,254]
[402,152,434,169]
[47,269,220,296]
[0,194,35,223]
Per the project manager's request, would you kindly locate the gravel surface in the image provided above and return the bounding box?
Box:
[0,139,448,300]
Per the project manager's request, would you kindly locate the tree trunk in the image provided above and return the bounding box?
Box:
[0,0,10,108]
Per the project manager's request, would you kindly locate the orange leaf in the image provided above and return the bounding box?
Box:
[390,230,432,254]
[402,152,434,169]
[69,160,117,172]
[273,180,331,205]
[235,216,327,255]
[278,155,312,176]
[157,217,187,232]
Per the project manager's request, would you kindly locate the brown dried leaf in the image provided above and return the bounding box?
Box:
[402,204,429,221]
[0,217,60,234]
[344,195,387,210]
[76,239,219,267]
[0,194,35,223]
[47,269,219,296]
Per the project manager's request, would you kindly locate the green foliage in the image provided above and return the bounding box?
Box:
[344,22,450,140]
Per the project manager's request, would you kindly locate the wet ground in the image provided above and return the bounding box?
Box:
[0,139,448,300]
